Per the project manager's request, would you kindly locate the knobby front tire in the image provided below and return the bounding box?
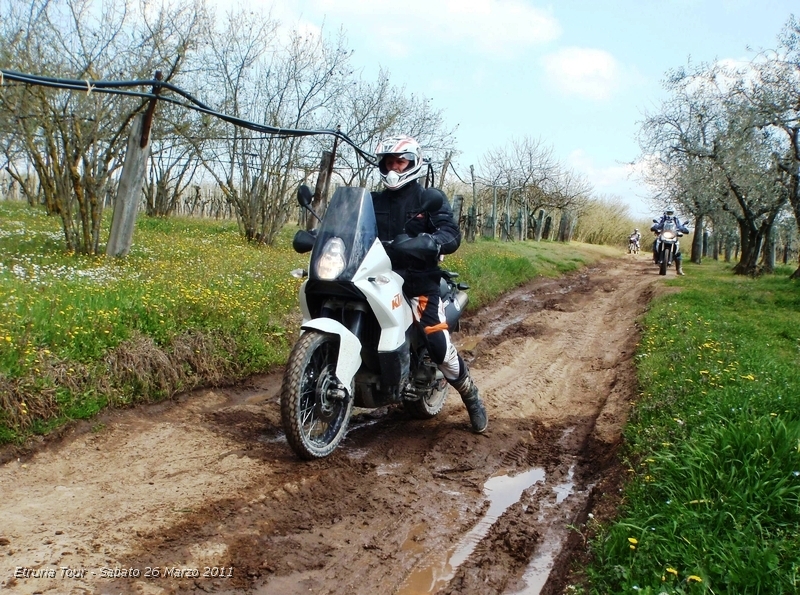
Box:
[280,331,353,460]
[659,258,668,276]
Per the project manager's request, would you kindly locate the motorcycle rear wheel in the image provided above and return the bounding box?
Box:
[280,331,353,460]
[404,375,449,419]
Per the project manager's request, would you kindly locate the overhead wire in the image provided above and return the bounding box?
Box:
[0,68,379,166]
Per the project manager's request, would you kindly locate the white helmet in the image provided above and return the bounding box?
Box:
[375,135,427,190]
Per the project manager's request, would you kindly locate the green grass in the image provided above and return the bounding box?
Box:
[581,260,800,594]
[446,238,615,308]
[0,200,614,442]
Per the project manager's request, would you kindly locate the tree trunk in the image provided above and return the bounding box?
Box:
[307,151,332,231]
[534,209,545,241]
[690,214,703,263]
[762,227,776,274]
[438,151,452,190]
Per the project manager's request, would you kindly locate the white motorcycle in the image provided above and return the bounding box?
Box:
[280,184,469,459]
[653,219,683,276]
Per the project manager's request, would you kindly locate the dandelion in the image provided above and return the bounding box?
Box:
[628,537,638,545]
[687,575,703,583]
[666,567,678,576]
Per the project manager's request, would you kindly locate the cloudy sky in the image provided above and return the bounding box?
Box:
[242,0,796,218]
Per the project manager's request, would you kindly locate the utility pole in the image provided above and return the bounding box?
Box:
[107,71,162,257]
[492,186,498,239]
[468,165,477,242]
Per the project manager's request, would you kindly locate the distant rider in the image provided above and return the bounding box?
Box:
[650,207,690,275]
[370,135,488,433]
[629,228,641,251]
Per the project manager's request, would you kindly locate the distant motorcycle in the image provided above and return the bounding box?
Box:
[280,184,470,460]
[628,234,640,254]
[653,219,682,276]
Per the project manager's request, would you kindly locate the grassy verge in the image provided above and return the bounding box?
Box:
[579,260,800,594]
[0,200,616,443]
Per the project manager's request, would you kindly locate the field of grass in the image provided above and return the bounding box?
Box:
[579,260,800,594]
[0,200,616,443]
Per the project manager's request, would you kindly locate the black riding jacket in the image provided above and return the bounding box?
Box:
[371,180,461,295]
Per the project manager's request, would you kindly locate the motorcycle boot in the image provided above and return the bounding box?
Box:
[676,261,685,275]
[449,356,488,433]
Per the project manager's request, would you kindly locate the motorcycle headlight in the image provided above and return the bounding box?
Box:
[315,237,347,280]
[662,230,676,240]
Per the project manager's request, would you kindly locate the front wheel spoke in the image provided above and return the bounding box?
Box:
[309,418,327,441]
[300,406,314,428]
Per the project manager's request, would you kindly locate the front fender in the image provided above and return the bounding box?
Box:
[301,318,362,391]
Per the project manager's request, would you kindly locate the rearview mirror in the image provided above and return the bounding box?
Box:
[420,188,443,213]
[297,184,313,208]
[292,229,316,253]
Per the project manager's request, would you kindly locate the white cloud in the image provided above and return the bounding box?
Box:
[293,0,561,58]
[542,47,621,101]
[569,149,634,188]
[568,149,651,217]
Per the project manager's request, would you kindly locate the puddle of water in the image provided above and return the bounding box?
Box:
[506,528,563,595]
[456,337,481,353]
[507,466,595,595]
[396,467,546,595]
[400,508,460,557]
[552,465,575,505]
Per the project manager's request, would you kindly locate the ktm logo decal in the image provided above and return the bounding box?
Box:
[391,294,402,309]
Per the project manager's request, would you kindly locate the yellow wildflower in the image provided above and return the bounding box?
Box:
[687,575,703,583]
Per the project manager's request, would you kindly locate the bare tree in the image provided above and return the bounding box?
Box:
[0,0,207,254]
[329,70,458,193]
[478,137,584,241]
[194,12,357,244]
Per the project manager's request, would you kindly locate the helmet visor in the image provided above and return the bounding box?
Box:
[379,151,416,161]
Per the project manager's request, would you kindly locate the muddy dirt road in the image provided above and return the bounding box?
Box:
[1,255,664,595]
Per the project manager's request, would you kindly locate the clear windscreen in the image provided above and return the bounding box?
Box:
[309,187,378,281]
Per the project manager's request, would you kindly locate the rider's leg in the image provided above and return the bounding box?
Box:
[675,252,685,275]
[409,294,488,433]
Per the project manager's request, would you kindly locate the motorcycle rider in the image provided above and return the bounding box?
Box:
[371,135,488,434]
[630,228,641,251]
[650,207,690,275]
